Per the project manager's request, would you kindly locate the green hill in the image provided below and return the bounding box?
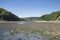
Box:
[1,8,60,21]
[24,11,60,21]
[0,8,24,21]
[39,11,60,21]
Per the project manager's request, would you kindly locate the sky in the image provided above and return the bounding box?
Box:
[0,0,60,18]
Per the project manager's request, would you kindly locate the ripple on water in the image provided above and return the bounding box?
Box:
[0,30,44,40]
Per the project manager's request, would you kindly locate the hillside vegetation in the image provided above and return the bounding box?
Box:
[0,8,24,21]
[39,11,60,21]
[24,11,60,21]
[0,8,60,21]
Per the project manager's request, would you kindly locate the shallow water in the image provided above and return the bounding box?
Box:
[0,22,43,40]
[0,30,43,40]
[0,21,59,40]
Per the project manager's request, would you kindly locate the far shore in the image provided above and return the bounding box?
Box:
[33,21,60,23]
[0,20,60,23]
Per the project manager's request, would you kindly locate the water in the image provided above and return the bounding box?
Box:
[0,30,43,40]
[0,21,43,40]
[0,21,58,40]
[17,21,33,24]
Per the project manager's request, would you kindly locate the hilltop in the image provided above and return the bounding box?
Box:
[39,11,60,21]
[0,8,60,21]
[0,8,24,21]
[24,11,60,21]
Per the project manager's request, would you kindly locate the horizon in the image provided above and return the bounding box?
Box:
[0,0,60,18]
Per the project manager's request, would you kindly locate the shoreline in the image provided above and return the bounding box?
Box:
[0,21,60,23]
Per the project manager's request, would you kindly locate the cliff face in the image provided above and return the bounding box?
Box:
[0,8,22,21]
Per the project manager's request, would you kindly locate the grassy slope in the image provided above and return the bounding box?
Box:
[23,11,60,21]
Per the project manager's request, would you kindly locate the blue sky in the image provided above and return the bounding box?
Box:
[0,0,60,18]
